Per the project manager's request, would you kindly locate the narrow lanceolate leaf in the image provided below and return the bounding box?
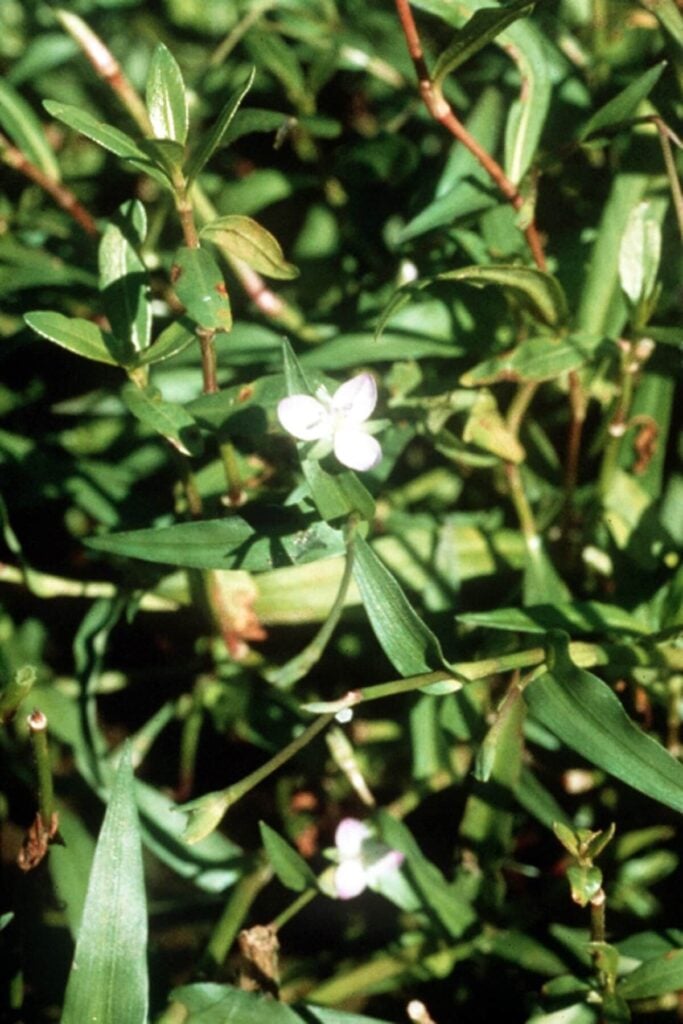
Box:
[433,0,535,88]
[0,79,61,180]
[121,383,203,456]
[43,101,146,160]
[524,636,683,815]
[617,949,683,1000]
[463,390,525,463]
[438,265,568,328]
[185,66,255,183]
[172,246,232,331]
[259,822,317,893]
[618,201,662,307]
[61,745,148,1024]
[136,318,197,367]
[24,311,119,366]
[580,61,667,142]
[146,43,188,143]
[201,215,299,280]
[171,984,302,1023]
[460,334,592,386]
[86,516,345,573]
[99,200,151,356]
[353,536,449,678]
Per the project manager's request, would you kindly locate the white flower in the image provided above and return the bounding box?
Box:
[277,373,382,472]
[331,817,404,900]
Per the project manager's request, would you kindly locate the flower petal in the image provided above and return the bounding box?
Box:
[366,849,404,885]
[333,427,382,472]
[335,817,370,858]
[334,859,367,900]
[277,395,330,441]
[331,373,377,424]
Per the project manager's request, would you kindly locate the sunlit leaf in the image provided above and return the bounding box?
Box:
[172,246,233,331]
[580,61,667,142]
[259,821,317,893]
[61,745,148,1024]
[201,214,299,280]
[525,635,683,815]
[0,79,61,180]
[185,67,255,182]
[146,42,188,144]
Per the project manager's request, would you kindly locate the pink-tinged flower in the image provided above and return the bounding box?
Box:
[332,817,404,900]
[277,373,382,472]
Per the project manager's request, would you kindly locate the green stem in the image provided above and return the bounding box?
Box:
[270,887,317,932]
[506,381,538,439]
[201,859,272,973]
[655,118,683,241]
[184,712,337,842]
[0,665,36,725]
[266,527,357,688]
[302,640,683,714]
[219,440,244,506]
[598,361,634,501]
[226,712,335,803]
[504,463,543,568]
[28,710,54,827]
[177,683,205,802]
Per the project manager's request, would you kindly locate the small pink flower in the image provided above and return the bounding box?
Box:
[277,373,382,472]
[332,817,404,900]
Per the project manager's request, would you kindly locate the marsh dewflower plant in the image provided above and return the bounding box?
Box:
[277,372,382,472]
[324,817,404,900]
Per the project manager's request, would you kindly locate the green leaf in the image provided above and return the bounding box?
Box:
[146,42,188,143]
[24,311,120,366]
[43,100,147,160]
[134,780,243,893]
[460,334,594,386]
[576,172,650,336]
[524,636,683,816]
[135,138,184,183]
[0,79,61,180]
[201,215,299,280]
[463,390,526,463]
[353,535,449,678]
[136,318,197,367]
[377,811,475,938]
[259,821,317,893]
[412,0,551,183]
[86,515,345,572]
[433,0,535,88]
[170,984,300,1023]
[220,107,295,150]
[618,201,662,308]
[121,383,203,456]
[185,67,255,182]
[187,373,285,434]
[457,602,648,635]
[580,61,667,142]
[244,30,308,110]
[618,949,683,1000]
[438,264,568,328]
[397,88,503,243]
[99,200,151,357]
[172,246,233,331]
[61,745,148,1024]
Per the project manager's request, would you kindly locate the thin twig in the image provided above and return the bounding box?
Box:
[654,116,683,241]
[0,132,98,237]
[394,0,546,271]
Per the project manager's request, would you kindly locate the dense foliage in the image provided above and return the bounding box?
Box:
[0,1,682,1022]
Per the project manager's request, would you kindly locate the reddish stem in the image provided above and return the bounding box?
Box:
[394,0,546,271]
[0,132,98,237]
